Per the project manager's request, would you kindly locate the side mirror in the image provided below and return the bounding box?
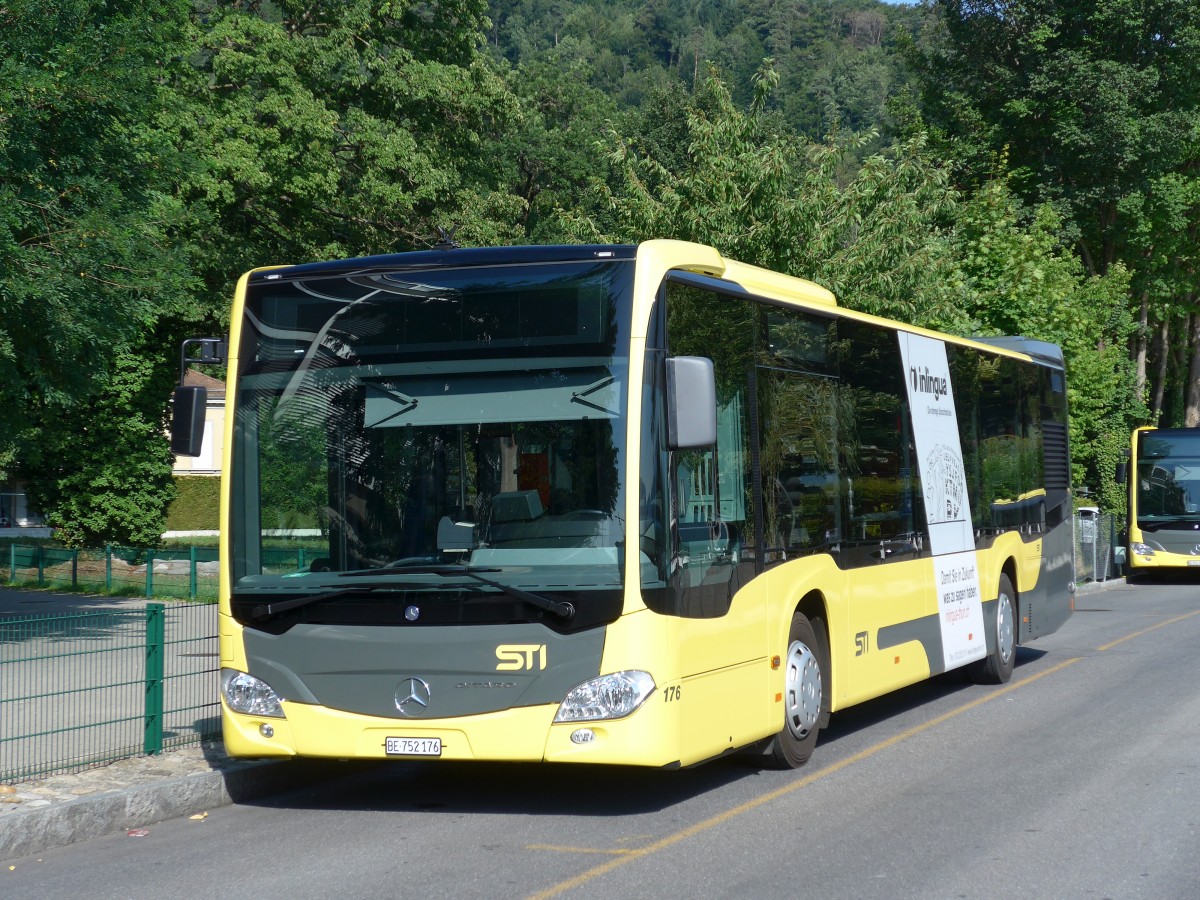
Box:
[170,385,207,456]
[1115,461,1127,485]
[665,356,716,450]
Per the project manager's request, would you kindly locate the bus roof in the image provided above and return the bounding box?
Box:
[244,240,1062,369]
[247,244,638,283]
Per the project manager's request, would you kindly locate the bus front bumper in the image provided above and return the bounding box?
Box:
[221,697,685,767]
[1127,544,1200,570]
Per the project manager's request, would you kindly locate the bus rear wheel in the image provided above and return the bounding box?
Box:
[969,573,1016,685]
[764,612,828,769]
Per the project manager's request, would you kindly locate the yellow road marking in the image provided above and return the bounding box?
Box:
[529,606,1200,898]
[526,845,635,856]
[526,657,1079,899]
[1096,608,1200,651]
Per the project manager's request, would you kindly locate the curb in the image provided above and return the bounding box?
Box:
[0,758,340,860]
[1075,576,1127,595]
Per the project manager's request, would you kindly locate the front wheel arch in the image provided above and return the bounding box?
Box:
[968,572,1017,685]
[761,609,830,769]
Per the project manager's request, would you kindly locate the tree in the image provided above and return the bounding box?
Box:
[0,0,202,543]
[492,42,619,241]
[952,178,1141,510]
[911,0,1200,429]
[560,66,970,331]
[172,0,524,303]
[22,343,182,547]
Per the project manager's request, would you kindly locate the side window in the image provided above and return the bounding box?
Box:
[834,320,925,567]
[1018,362,1047,530]
[756,309,842,562]
[639,279,755,618]
[977,355,1023,531]
[951,347,1052,538]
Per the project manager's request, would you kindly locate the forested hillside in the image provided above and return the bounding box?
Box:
[487,0,922,140]
[1,0,1196,543]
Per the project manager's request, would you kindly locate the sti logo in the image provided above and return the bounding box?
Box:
[496,644,547,671]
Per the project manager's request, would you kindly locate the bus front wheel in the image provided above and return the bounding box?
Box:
[969,573,1016,685]
[764,612,829,769]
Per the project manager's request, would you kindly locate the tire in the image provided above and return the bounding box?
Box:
[969,573,1016,685]
[763,612,829,769]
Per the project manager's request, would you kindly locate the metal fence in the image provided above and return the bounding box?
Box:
[1075,509,1121,584]
[1,542,317,602]
[0,603,219,784]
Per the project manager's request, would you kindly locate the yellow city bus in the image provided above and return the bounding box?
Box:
[1121,426,1200,575]
[173,240,1074,769]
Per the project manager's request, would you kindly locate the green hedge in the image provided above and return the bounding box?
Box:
[165,475,220,531]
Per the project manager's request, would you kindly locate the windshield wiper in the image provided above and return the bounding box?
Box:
[570,375,617,415]
[350,566,571,624]
[454,570,575,621]
[339,563,502,577]
[246,566,494,624]
[250,566,573,624]
[248,585,413,621]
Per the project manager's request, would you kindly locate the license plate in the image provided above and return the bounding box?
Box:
[1188,560,1200,567]
[386,736,442,757]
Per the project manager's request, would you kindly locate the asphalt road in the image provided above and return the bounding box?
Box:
[4,575,1199,899]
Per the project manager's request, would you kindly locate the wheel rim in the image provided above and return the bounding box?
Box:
[783,639,822,739]
[997,590,1015,665]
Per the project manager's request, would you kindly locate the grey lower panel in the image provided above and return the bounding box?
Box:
[1024,523,1074,641]
[876,614,944,673]
[243,623,606,719]
[864,526,1076,677]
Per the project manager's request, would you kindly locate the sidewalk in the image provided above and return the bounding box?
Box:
[0,741,366,860]
[0,586,353,860]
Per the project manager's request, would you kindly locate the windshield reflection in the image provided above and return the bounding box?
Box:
[230,259,633,603]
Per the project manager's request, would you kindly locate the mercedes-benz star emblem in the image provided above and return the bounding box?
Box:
[395,677,431,716]
[405,605,420,621]
[1192,544,1200,556]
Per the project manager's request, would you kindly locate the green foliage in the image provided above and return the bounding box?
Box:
[0,0,205,543]
[560,68,969,331]
[21,346,181,548]
[494,45,620,240]
[913,0,1200,437]
[916,1,1200,244]
[952,178,1141,512]
[0,0,200,467]
[171,0,524,301]
[488,0,923,142]
[165,476,221,532]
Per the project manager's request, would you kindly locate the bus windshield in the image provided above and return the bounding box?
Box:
[229,258,634,622]
[1135,430,1200,526]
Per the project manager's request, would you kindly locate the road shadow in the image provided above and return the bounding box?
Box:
[245,647,1051,819]
[240,755,763,818]
[0,586,154,616]
[1124,570,1200,587]
[0,587,213,646]
[817,645,1048,749]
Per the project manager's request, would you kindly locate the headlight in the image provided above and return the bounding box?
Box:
[221,668,285,718]
[554,670,656,722]
[1131,542,1156,556]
